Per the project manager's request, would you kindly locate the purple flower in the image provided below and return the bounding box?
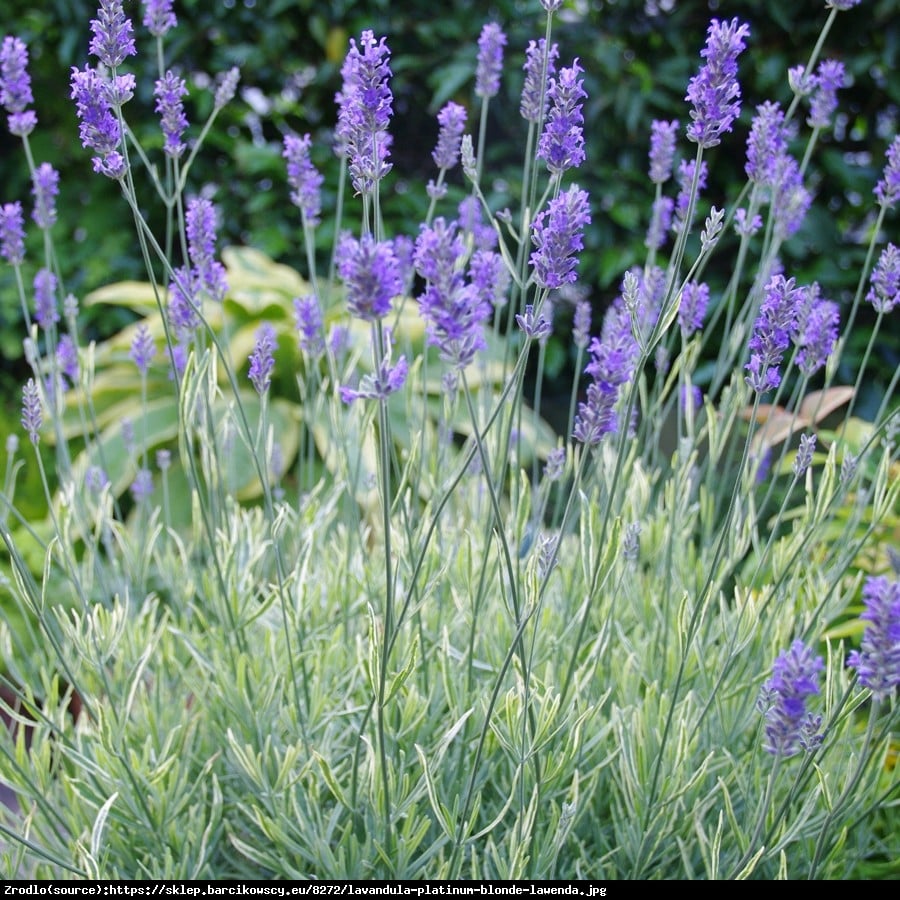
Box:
[681,383,703,417]
[213,67,240,110]
[143,0,177,37]
[645,196,674,251]
[745,101,788,186]
[1,35,36,136]
[248,322,277,394]
[283,133,323,225]
[156,449,171,471]
[34,267,59,330]
[475,22,506,100]
[56,334,80,386]
[772,155,811,240]
[847,575,900,700]
[414,217,492,369]
[541,0,563,10]
[130,468,154,504]
[86,465,110,494]
[0,201,25,265]
[530,185,591,290]
[154,70,188,159]
[21,378,42,444]
[678,280,710,338]
[794,285,839,376]
[685,18,750,149]
[648,119,679,184]
[469,249,509,310]
[874,135,900,209]
[543,446,566,481]
[457,196,496,251]
[294,294,325,357]
[70,65,127,179]
[537,58,587,175]
[340,332,407,403]
[31,163,59,230]
[432,102,467,170]
[793,432,816,476]
[185,197,227,303]
[89,1,136,68]
[826,0,861,9]
[335,31,393,194]
[866,243,899,314]
[759,640,824,757]
[745,274,802,393]
[338,232,402,322]
[573,298,591,350]
[807,59,846,129]
[520,39,558,123]
[167,266,200,336]
[573,295,639,445]
[516,304,552,340]
[130,323,155,374]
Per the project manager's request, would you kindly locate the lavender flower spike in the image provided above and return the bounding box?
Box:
[745,274,802,394]
[248,323,277,395]
[648,120,679,184]
[130,323,155,374]
[338,232,402,322]
[475,23,506,100]
[758,640,824,757]
[794,285,839,376]
[70,65,127,179]
[143,0,177,38]
[432,102,467,170]
[866,243,899,314]
[294,294,325,357]
[0,201,26,265]
[185,197,228,303]
[874,135,900,209]
[792,433,816,477]
[336,31,393,195]
[807,60,846,130]
[155,70,188,160]
[34,267,59,330]
[530,185,591,290]
[21,378,42,444]
[847,576,900,700]
[284,133,324,225]
[89,1,137,68]
[520,39,558,123]
[537,59,587,175]
[1,35,36,136]
[685,18,750,149]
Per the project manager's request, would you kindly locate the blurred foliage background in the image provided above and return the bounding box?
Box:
[0,0,898,428]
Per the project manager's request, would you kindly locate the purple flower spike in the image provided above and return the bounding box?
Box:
[130,468,154,504]
[214,67,240,110]
[794,285,839,376]
[340,332,407,403]
[745,101,787,186]
[573,298,592,350]
[34,267,59,330]
[530,185,591,290]
[432,102,467,170]
[336,30,393,194]
[645,196,674,251]
[338,232,402,322]
[866,243,899,314]
[685,18,750,149]
[537,58,587,175]
[745,274,803,394]
[673,158,708,232]
[143,0,177,38]
[21,378,42,444]
[89,1,137,68]
[155,70,188,160]
[678,280,710,338]
[793,432,816,477]
[516,304,552,340]
[1,36,36,136]
[294,295,325,357]
[130,323,155,374]
[475,22,506,100]
[284,133,324,226]
[0,201,26,265]
[185,197,227,303]
[648,120,679,184]
[70,65,127,179]
[520,39,558,123]
[759,640,824,757]
[808,59,846,129]
[248,322,277,395]
[31,163,60,230]
[847,575,900,700]
[874,135,900,210]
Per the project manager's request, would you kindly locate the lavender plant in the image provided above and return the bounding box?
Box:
[0,0,897,881]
